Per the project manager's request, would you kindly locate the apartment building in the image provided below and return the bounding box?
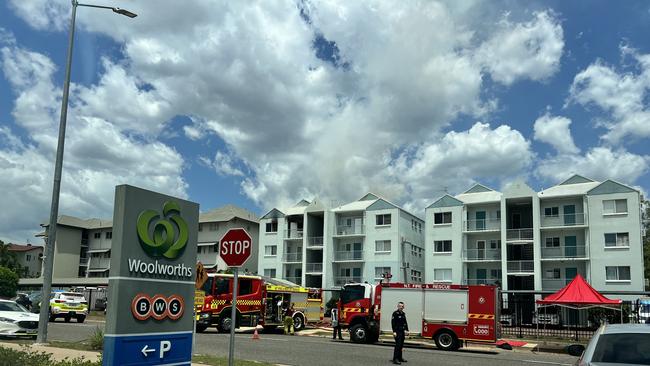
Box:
[7,244,43,278]
[20,205,259,287]
[258,193,425,289]
[425,175,645,299]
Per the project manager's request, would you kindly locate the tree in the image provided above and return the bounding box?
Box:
[0,241,22,274]
[0,266,18,298]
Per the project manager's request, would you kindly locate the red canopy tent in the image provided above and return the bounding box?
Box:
[536,274,622,309]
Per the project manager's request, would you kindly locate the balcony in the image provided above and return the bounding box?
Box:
[463,219,501,232]
[284,230,304,240]
[541,213,587,228]
[307,237,324,248]
[507,260,534,273]
[283,252,303,263]
[464,278,501,285]
[542,278,574,291]
[79,257,89,266]
[305,263,323,273]
[506,228,533,242]
[333,250,364,261]
[541,245,588,260]
[334,276,362,286]
[463,248,501,261]
[334,225,365,236]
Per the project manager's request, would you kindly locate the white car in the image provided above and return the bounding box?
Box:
[0,300,39,338]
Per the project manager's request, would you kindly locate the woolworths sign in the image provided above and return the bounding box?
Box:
[103,185,198,366]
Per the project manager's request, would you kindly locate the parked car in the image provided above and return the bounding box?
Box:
[48,292,88,323]
[11,293,32,310]
[569,324,650,365]
[0,299,39,338]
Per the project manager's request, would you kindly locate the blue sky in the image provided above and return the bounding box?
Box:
[1,1,649,243]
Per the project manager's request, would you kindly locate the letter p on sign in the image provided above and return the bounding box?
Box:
[219,228,253,267]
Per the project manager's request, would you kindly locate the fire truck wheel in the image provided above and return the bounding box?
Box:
[218,315,233,333]
[196,324,208,333]
[434,329,459,351]
[349,324,368,343]
[292,314,305,331]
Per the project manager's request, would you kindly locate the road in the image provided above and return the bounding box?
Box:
[47,321,579,366]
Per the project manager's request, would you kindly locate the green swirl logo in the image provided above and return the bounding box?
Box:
[136,201,188,259]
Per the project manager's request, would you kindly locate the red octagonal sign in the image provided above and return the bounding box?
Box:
[219,228,253,267]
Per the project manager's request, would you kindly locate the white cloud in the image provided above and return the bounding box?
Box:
[477,11,564,85]
[7,1,68,32]
[202,151,245,177]
[533,113,579,154]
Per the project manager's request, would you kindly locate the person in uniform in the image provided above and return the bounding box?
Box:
[331,300,343,340]
[283,301,295,335]
[391,301,409,364]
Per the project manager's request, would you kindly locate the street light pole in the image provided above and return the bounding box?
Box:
[36,0,136,344]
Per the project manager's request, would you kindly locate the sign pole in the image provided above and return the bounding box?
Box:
[228,267,239,366]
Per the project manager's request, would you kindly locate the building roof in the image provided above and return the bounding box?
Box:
[199,204,259,223]
[456,191,502,204]
[331,198,378,212]
[538,181,601,198]
[6,244,43,252]
[43,215,114,229]
[426,194,464,209]
[559,174,595,185]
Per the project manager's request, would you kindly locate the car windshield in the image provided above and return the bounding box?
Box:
[591,333,650,364]
[0,302,28,312]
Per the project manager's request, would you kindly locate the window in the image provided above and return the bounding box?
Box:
[603,199,628,214]
[434,269,452,282]
[264,269,276,278]
[489,239,501,249]
[496,210,501,220]
[606,266,631,281]
[198,223,203,232]
[410,270,422,282]
[544,207,559,217]
[201,277,214,294]
[105,232,112,239]
[545,237,560,248]
[238,279,253,295]
[265,221,278,233]
[208,222,218,231]
[544,268,561,279]
[375,267,391,279]
[434,240,452,253]
[604,233,629,247]
[264,245,277,256]
[93,232,101,239]
[434,212,452,224]
[376,214,391,226]
[375,240,391,252]
[215,277,230,295]
[490,269,502,278]
[418,222,422,233]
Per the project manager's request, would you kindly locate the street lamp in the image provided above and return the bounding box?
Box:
[37,0,137,344]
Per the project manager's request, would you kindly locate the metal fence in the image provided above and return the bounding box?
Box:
[500,291,649,341]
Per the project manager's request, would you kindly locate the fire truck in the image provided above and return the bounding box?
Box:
[338,282,499,351]
[195,273,322,333]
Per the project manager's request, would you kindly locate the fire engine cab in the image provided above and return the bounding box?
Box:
[195,273,321,333]
[338,282,499,351]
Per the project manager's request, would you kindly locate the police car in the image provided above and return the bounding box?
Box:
[48,291,88,323]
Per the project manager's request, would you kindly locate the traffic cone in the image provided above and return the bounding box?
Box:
[252,328,261,340]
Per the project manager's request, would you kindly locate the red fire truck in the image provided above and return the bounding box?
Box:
[195,273,322,333]
[338,282,499,351]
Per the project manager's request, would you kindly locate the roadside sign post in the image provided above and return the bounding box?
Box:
[219,228,253,366]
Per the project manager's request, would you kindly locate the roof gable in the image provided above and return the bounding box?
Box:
[587,180,636,196]
[427,194,464,208]
[295,199,310,207]
[358,193,379,201]
[464,184,493,194]
[560,174,595,185]
[366,198,398,211]
[260,208,285,220]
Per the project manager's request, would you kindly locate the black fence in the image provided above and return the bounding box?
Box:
[499,291,649,341]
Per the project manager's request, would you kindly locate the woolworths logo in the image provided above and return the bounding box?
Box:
[136,201,189,260]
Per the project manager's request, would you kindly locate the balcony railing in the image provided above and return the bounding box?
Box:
[541,213,587,228]
[335,225,365,236]
[541,244,588,259]
[284,230,304,240]
[307,237,324,247]
[284,276,301,285]
[306,263,323,273]
[507,260,534,273]
[283,252,303,262]
[463,248,501,261]
[79,258,89,266]
[334,250,364,261]
[506,228,534,241]
[463,219,501,232]
[334,276,362,286]
[542,278,575,291]
[464,278,501,285]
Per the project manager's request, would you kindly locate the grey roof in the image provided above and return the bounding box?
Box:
[559,174,595,185]
[464,183,494,194]
[587,180,638,196]
[538,181,600,198]
[41,215,114,229]
[294,199,310,207]
[260,208,285,220]
[427,195,464,208]
[199,204,259,223]
[358,193,380,201]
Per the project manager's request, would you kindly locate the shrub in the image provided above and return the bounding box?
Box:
[0,346,101,366]
[0,266,19,298]
[88,326,104,350]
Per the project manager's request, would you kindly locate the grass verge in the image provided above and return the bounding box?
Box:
[192,354,274,365]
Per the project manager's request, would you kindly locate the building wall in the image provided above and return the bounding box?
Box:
[197,218,259,273]
[364,208,400,282]
[13,247,43,278]
[258,216,285,279]
[53,226,83,278]
[425,205,463,283]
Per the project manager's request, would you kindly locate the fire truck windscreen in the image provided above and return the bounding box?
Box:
[341,285,366,305]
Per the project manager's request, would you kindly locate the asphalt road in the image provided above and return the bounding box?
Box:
[46,322,580,366]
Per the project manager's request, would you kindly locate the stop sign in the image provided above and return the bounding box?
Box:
[219,228,253,267]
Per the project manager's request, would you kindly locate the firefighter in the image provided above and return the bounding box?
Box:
[391,301,409,365]
[283,301,295,335]
[331,300,343,340]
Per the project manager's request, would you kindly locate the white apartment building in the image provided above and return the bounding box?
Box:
[425,175,646,299]
[258,193,425,289]
[7,244,44,278]
[20,205,259,287]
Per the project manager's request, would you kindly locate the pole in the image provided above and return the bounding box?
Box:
[228,267,239,366]
[37,0,77,344]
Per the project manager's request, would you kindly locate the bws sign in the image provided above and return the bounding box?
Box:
[132,293,185,321]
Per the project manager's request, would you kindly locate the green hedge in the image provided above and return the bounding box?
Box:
[0,346,101,366]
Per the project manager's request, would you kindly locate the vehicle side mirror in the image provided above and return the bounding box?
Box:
[566,344,585,357]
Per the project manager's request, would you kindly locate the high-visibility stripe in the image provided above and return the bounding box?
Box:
[343,308,363,313]
[468,313,495,320]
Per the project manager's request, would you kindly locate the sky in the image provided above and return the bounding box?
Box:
[1,1,650,244]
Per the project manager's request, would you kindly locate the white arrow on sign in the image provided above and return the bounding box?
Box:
[141,344,155,357]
